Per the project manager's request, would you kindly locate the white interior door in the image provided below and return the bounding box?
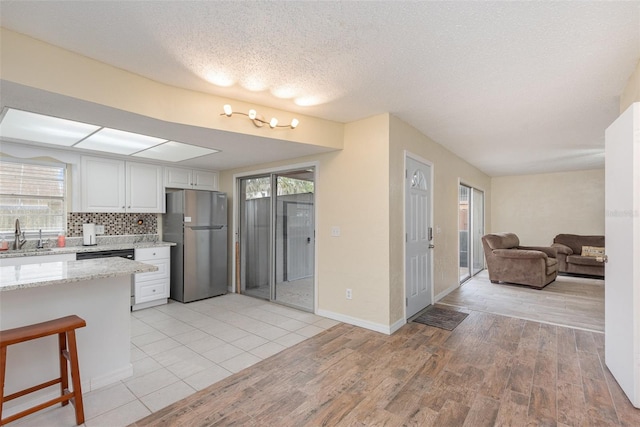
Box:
[405,155,433,318]
[604,102,640,407]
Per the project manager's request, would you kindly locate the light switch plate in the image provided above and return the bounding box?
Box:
[331,226,341,237]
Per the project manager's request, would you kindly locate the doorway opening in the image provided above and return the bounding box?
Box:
[238,168,315,312]
[459,183,484,283]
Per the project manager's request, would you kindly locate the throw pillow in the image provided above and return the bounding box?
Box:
[581,246,605,257]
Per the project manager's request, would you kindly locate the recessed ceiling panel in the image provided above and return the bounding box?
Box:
[0,108,100,146]
[132,140,219,162]
[75,127,166,155]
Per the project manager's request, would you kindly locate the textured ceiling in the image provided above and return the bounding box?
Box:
[1,1,639,176]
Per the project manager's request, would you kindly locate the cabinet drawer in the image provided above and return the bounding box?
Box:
[136,281,167,303]
[135,258,169,282]
[135,246,170,261]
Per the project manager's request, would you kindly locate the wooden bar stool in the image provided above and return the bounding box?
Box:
[0,315,86,426]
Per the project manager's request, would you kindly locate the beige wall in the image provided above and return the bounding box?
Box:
[0,28,343,150]
[491,169,605,246]
[388,116,491,323]
[220,114,393,329]
[620,59,640,113]
[222,114,492,331]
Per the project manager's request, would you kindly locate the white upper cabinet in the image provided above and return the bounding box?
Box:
[164,167,218,191]
[80,156,163,213]
[81,157,125,212]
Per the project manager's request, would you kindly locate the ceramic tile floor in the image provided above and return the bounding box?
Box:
[11,294,340,427]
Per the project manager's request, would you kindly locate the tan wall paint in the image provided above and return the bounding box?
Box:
[620,60,640,114]
[388,116,491,323]
[0,28,343,150]
[491,169,605,246]
[220,114,392,328]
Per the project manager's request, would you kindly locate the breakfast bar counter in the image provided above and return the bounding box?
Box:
[0,257,157,418]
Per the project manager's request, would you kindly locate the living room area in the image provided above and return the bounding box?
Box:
[445,168,607,333]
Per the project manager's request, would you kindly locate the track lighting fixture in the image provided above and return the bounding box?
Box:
[221,104,299,129]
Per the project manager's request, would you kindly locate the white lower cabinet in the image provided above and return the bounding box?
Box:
[133,246,170,311]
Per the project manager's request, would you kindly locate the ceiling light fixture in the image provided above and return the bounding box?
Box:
[221,104,299,129]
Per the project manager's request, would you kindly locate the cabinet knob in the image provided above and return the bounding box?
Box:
[128,206,131,209]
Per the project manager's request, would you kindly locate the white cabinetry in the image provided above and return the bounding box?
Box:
[80,156,163,213]
[165,167,218,191]
[133,246,170,311]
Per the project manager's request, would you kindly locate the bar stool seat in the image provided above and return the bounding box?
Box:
[0,315,86,426]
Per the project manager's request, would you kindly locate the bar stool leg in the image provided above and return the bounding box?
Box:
[58,332,69,408]
[66,330,84,425]
[0,346,6,424]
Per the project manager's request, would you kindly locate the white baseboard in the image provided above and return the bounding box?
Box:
[90,363,134,391]
[435,283,459,302]
[317,309,399,335]
[389,317,406,334]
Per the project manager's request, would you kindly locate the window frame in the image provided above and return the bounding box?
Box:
[0,158,68,237]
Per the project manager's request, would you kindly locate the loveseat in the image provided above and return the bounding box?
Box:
[482,232,558,289]
[551,234,605,277]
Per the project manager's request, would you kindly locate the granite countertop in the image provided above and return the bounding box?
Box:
[0,241,175,259]
[0,257,158,292]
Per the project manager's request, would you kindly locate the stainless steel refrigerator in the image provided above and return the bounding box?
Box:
[163,190,228,302]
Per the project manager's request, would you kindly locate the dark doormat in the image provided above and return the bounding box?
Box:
[412,306,469,331]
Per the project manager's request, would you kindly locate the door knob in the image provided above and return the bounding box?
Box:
[429,244,435,249]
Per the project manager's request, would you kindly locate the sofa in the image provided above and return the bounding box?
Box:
[551,234,605,277]
[482,232,558,289]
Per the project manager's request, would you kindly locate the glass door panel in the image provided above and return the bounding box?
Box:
[472,188,485,275]
[239,176,271,300]
[459,185,471,282]
[274,171,315,311]
[238,169,315,312]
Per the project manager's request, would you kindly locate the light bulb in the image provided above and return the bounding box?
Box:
[223,104,232,116]
[269,117,278,128]
[248,109,257,120]
[290,118,299,129]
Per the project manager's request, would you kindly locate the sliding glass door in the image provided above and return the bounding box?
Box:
[459,184,485,283]
[238,168,315,311]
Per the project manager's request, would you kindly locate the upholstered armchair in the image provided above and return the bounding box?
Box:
[482,233,558,289]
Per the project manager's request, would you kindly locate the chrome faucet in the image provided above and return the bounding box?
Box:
[36,229,44,249]
[14,219,26,250]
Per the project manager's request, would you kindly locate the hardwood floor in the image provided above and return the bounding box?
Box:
[440,271,604,332]
[131,308,640,426]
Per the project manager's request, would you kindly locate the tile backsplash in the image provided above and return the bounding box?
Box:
[67,213,158,237]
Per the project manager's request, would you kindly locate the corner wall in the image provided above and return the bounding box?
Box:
[388,115,492,324]
[220,114,393,332]
[491,169,605,246]
[620,59,640,113]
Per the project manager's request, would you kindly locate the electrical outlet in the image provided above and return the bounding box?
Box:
[346,288,352,300]
[95,225,105,235]
[331,226,341,237]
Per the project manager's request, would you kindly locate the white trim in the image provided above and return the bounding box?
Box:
[389,317,406,334]
[231,161,320,315]
[403,151,435,321]
[435,283,460,302]
[317,309,400,335]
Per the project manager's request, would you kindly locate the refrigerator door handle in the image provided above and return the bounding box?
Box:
[189,225,224,230]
